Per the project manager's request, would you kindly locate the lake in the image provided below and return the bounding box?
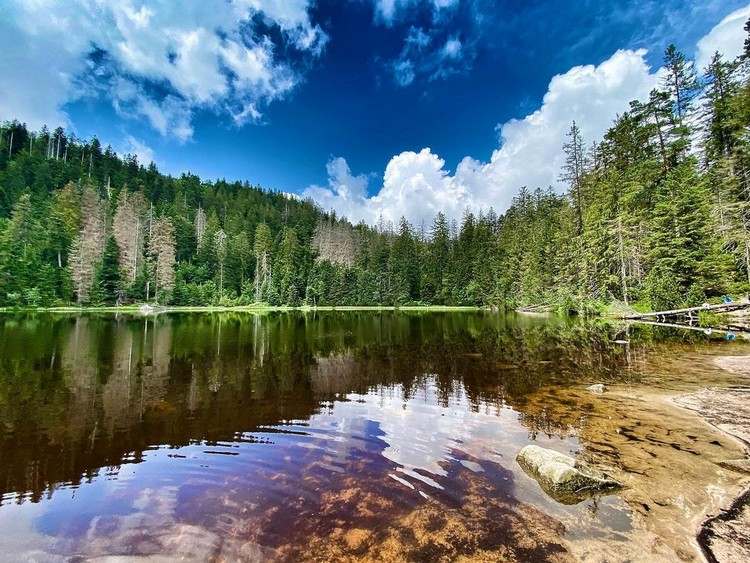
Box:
[0,311,748,561]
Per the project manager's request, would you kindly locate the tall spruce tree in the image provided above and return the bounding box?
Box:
[91,235,123,305]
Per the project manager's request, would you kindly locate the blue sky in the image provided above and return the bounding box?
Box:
[1,0,749,224]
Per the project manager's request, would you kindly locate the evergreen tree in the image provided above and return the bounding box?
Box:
[422,212,450,303]
[3,24,750,311]
[91,235,123,304]
[560,121,587,234]
[0,194,48,304]
[391,217,420,303]
[276,227,301,305]
[646,160,731,306]
[662,44,700,123]
[253,222,273,302]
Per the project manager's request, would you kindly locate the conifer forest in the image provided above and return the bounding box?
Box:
[2,38,750,311]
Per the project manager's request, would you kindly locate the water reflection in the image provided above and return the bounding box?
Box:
[0,311,740,560]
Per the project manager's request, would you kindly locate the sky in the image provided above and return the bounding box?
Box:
[1,0,750,225]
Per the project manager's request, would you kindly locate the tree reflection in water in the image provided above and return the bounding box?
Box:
[0,311,737,560]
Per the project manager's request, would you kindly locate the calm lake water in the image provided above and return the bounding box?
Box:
[0,311,747,561]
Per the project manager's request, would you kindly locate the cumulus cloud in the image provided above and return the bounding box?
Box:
[309,5,750,227]
[695,4,750,70]
[303,157,372,223]
[309,48,659,226]
[0,0,326,137]
[121,135,155,166]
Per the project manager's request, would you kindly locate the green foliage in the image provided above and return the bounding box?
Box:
[644,266,682,310]
[90,236,123,305]
[2,35,750,309]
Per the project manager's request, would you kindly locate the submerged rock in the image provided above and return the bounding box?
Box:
[517,445,621,505]
[587,383,606,394]
[698,489,750,563]
[719,459,750,474]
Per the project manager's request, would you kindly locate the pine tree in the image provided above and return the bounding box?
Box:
[560,121,587,234]
[228,230,252,289]
[91,235,123,304]
[422,212,450,303]
[276,227,301,305]
[646,160,731,306]
[253,222,273,302]
[0,194,47,304]
[662,44,700,124]
[391,217,420,303]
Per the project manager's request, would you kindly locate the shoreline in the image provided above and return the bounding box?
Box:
[518,373,750,561]
[0,304,485,314]
[669,369,750,562]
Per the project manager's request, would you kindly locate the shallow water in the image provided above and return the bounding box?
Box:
[0,311,747,561]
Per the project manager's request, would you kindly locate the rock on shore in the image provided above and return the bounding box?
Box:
[674,379,750,562]
[517,445,621,504]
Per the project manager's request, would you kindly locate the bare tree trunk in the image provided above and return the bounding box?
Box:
[617,216,629,305]
[154,262,159,304]
[133,218,140,283]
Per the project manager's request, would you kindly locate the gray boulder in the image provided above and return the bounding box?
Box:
[587,383,606,394]
[517,445,621,504]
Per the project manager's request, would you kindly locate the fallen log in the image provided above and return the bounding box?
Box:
[624,301,750,321]
[516,304,552,314]
[626,319,750,338]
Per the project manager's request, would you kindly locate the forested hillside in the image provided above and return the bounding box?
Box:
[1,35,750,310]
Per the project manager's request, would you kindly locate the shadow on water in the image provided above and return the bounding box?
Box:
[0,311,746,560]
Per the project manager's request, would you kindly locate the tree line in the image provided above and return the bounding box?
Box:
[2,30,750,310]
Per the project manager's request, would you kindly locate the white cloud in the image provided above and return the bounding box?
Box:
[121,135,155,166]
[112,77,195,142]
[309,48,659,226]
[0,0,326,137]
[311,376,521,493]
[406,26,432,49]
[380,3,475,86]
[393,59,417,86]
[441,37,462,59]
[372,148,467,224]
[389,28,469,86]
[303,157,372,223]
[308,6,750,227]
[347,5,750,225]
[695,4,750,70]
[373,0,459,25]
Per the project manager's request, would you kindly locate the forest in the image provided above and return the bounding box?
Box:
[1,33,750,311]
